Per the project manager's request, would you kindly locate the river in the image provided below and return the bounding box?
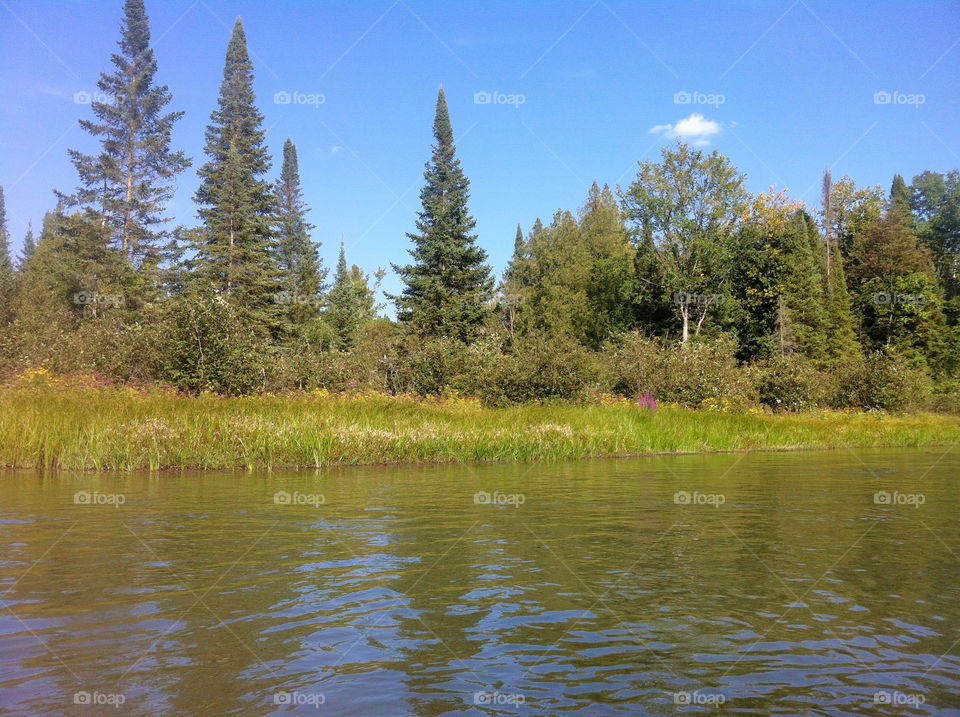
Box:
[1,448,958,714]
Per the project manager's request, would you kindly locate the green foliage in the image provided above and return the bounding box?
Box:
[601,333,752,407]
[491,331,600,404]
[5,18,960,414]
[274,138,325,329]
[59,0,189,265]
[826,175,886,259]
[0,187,14,317]
[502,184,637,349]
[149,292,267,394]
[749,354,828,412]
[831,348,934,411]
[193,18,278,328]
[390,88,494,341]
[890,174,913,218]
[620,141,748,342]
[910,170,960,299]
[325,242,382,349]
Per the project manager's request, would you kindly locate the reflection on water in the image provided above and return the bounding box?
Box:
[1,448,959,715]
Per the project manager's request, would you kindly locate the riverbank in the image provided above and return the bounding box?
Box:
[2,383,959,471]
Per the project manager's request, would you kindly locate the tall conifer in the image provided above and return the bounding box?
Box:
[390,88,493,341]
[61,0,189,264]
[193,18,278,328]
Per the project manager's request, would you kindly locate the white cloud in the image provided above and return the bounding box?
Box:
[330,145,343,154]
[649,113,722,145]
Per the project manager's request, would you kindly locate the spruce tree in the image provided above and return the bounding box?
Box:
[824,244,861,361]
[890,174,912,218]
[779,212,830,360]
[390,88,493,341]
[193,18,278,328]
[0,187,14,291]
[19,222,37,269]
[61,0,189,264]
[275,138,325,328]
[503,223,525,283]
[326,242,379,349]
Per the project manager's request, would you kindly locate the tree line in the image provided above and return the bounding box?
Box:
[1,0,958,411]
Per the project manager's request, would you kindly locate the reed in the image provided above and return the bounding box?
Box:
[2,381,958,471]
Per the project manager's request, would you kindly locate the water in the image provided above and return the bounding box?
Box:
[1,448,959,715]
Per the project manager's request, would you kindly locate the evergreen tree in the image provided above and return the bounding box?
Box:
[890,174,912,218]
[19,222,37,269]
[578,182,636,347]
[503,223,525,283]
[326,242,380,349]
[390,88,493,341]
[732,203,829,361]
[274,138,325,328]
[824,243,861,361]
[60,0,189,264]
[0,187,13,293]
[193,18,278,328]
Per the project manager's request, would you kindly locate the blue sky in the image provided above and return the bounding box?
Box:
[1,0,958,305]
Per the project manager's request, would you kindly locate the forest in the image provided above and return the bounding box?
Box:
[1,0,958,414]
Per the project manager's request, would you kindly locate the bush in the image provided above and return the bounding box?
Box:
[148,293,268,395]
[831,348,933,412]
[750,354,828,412]
[486,331,600,404]
[600,332,752,407]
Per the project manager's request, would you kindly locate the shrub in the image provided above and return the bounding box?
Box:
[487,331,600,404]
[831,348,933,411]
[148,293,268,395]
[750,354,828,412]
[600,332,752,407]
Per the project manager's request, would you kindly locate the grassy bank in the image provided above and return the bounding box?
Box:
[2,379,959,471]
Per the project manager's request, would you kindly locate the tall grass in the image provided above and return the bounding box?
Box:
[2,383,959,471]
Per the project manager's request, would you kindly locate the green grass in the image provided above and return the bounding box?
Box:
[2,384,959,471]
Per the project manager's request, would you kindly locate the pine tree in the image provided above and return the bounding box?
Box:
[275,138,325,328]
[193,18,278,328]
[890,174,912,218]
[503,223,525,283]
[390,88,493,341]
[19,222,37,269]
[824,243,861,361]
[822,168,833,285]
[780,212,830,360]
[326,242,379,349]
[0,186,14,292]
[60,0,189,264]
